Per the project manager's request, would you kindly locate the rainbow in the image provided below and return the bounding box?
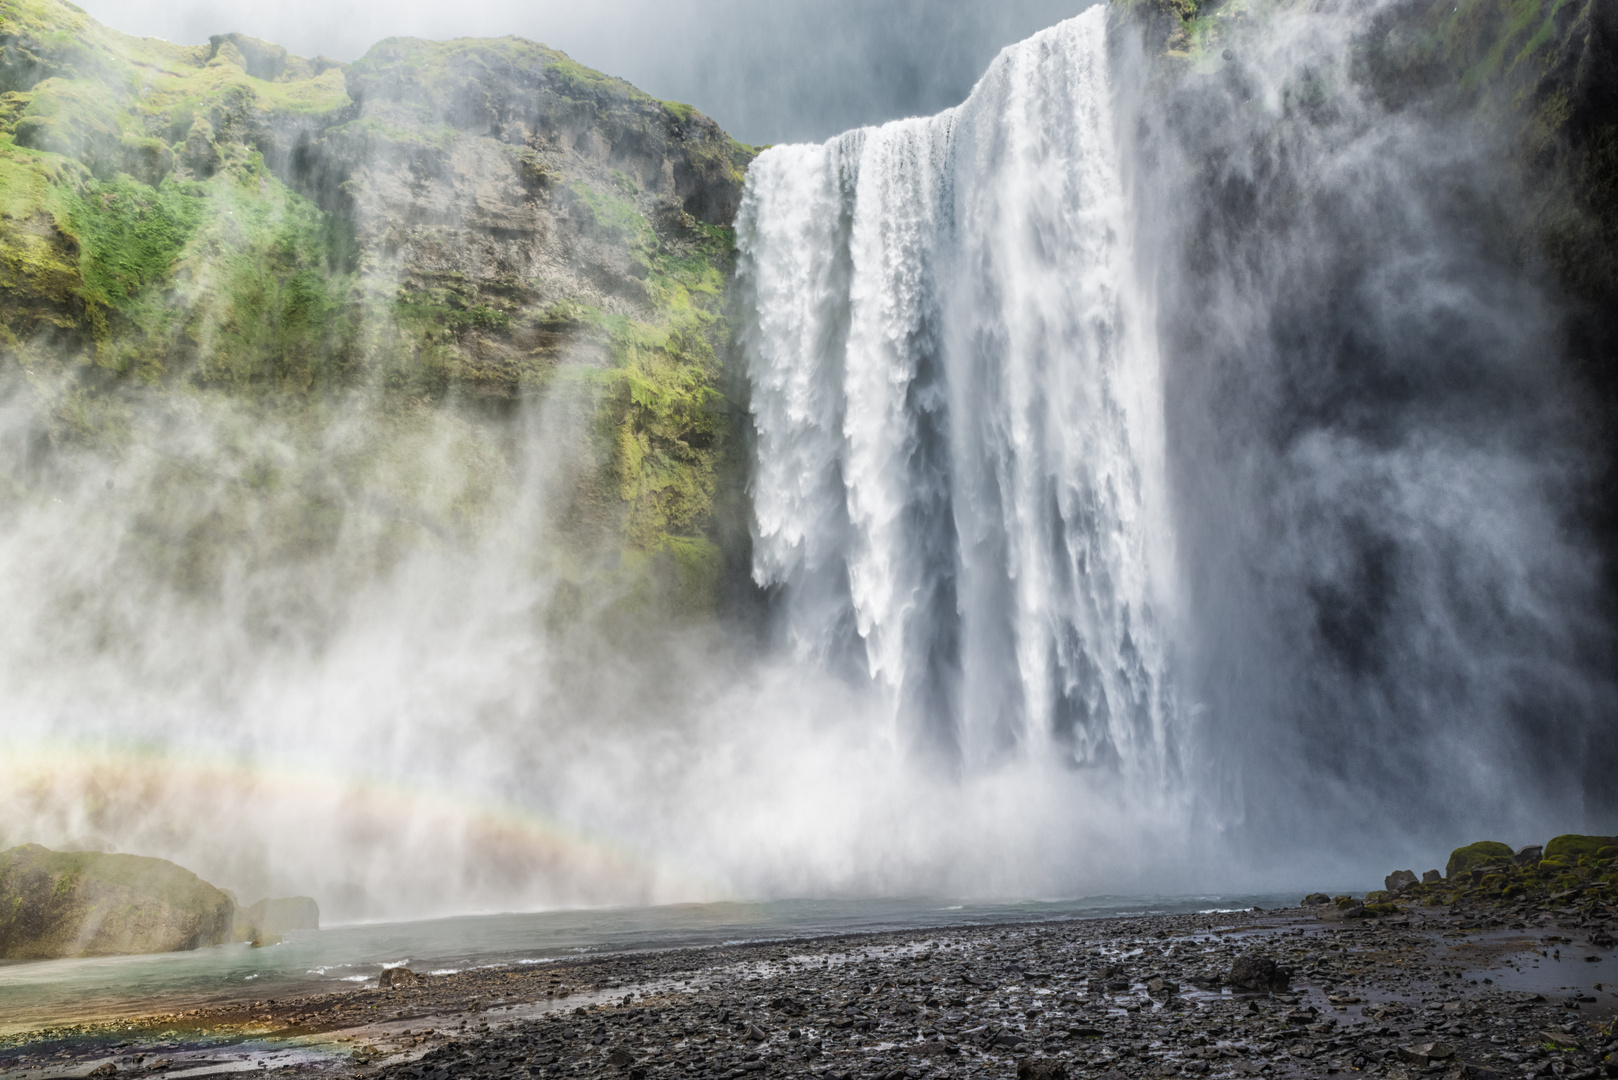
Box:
[0,736,723,918]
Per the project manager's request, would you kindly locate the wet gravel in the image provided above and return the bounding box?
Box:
[2,901,1614,1080]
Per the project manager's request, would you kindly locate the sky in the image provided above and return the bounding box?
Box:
[76,0,1096,145]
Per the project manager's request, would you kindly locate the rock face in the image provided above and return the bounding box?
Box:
[0,0,759,616]
[0,844,235,960]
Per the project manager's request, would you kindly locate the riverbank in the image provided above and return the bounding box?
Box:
[1,899,1613,1080]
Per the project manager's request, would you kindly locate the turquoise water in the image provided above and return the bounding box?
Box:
[0,893,1291,1031]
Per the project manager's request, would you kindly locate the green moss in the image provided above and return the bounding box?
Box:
[0,0,756,621]
[1445,841,1515,879]
[63,173,206,309]
[1543,834,1618,863]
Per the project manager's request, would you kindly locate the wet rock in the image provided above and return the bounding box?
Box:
[1018,1058,1069,1080]
[1448,1063,1506,1080]
[1386,870,1419,892]
[1399,1042,1456,1066]
[1513,846,1544,866]
[0,844,235,960]
[605,1048,637,1068]
[378,967,422,989]
[1445,842,1515,879]
[1228,953,1292,991]
[1146,976,1179,999]
[1423,870,1444,884]
[87,1064,117,1078]
[1303,893,1332,906]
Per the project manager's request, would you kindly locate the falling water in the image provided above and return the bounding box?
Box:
[740,8,1177,783]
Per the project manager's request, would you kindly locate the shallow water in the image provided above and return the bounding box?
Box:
[0,893,1294,1031]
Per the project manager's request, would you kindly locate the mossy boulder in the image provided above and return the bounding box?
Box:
[0,844,235,960]
[1445,841,1516,879]
[1542,835,1617,864]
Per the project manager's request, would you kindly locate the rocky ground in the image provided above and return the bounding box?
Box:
[1,894,1614,1080]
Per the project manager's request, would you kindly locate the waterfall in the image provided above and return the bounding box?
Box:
[738,7,1177,780]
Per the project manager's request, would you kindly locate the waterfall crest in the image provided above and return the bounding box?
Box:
[739,7,1177,779]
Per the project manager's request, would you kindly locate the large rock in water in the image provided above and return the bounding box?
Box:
[0,845,235,960]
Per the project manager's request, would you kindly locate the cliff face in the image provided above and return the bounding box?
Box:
[0,0,757,609]
[1122,0,1617,410]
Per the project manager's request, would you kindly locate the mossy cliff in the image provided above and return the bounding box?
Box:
[0,0,759,613]
[0,843,235,959]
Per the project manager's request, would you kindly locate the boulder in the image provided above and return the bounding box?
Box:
[1542,835,1617,864]
[378,967,421,989]
[1422,870,1443,884]
[1302,893,1331,906]
[1512,845,1544,866]
[1444,841,1514,879]
[1227,953,1292,991]
[1385,870,1418,892]
[0,844,235,960]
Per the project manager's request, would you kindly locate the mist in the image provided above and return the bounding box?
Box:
[3,0,1613,927]
[74,0,1098,145]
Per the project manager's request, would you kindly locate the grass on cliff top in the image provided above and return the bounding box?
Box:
[1,0,349,113]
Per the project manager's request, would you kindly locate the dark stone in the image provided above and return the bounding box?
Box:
[379,967,421,989]
[1399,1042,1457,1066]
[1513,846,1544,866]
[1146,977,1179,999]
[1450,1063,1506,1080]
[1228,953,1292,992]
[1385,870,1419,892]
[1303,893,1332,906]
[1017,1058,1069,1080]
